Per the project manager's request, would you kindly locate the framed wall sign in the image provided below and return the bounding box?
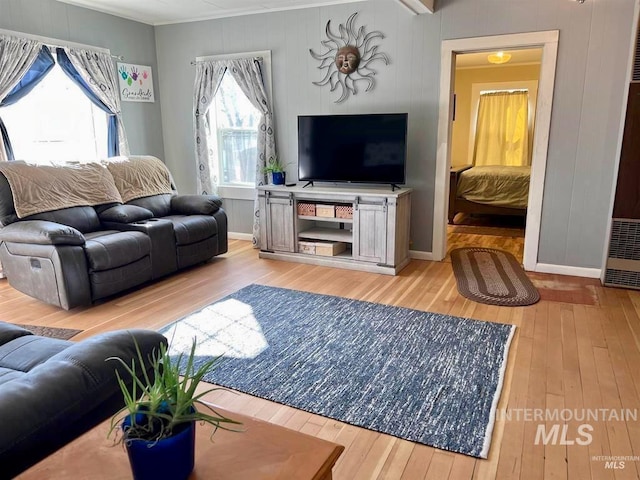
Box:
[117,62,155,102]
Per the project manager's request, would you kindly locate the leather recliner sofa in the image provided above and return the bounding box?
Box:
[0,157,227,309]
[0,322,167,478]
[98,192,228,279]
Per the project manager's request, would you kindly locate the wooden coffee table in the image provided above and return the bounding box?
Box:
[18,405,344,479]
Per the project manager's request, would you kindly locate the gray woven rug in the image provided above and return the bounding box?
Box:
[160,284,515,458]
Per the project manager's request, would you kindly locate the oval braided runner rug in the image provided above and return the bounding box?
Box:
[451,247,540,306]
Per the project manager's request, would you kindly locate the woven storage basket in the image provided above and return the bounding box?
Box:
[335,205,353,219]
[297,203,316,216]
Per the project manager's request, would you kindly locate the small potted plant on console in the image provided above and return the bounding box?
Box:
[108,339,240,480]
[262,156,286,185]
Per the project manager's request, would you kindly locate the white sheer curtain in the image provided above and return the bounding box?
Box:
[226,58,276,247]
[474,90,530,167]
[193,61,227,195]
[0,35,42,162]
[64,47,129,156]
[193,57,276,247]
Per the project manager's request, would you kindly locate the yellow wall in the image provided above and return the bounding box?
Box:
[452,64,541,167]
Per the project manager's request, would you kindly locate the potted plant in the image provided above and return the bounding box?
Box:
[262,156,286,185]
[108,339,240,480]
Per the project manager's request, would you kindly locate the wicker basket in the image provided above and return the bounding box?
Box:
[297,203,316,216]
[335,205,353,219]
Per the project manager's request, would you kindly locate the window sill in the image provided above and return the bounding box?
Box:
[218,185,256,201]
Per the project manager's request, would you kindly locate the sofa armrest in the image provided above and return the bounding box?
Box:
[0,221,85,246]
[0,329,167,477]
[99,204,154,224]
[171,195,222,215]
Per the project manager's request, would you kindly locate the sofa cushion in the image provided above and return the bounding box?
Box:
[26,206,102,233]
[0,367,23,385]
[0,326,167,478]
[84,230,151,271]
[128,193,173,217]
[0,336,71,383]
[163,215,217,246]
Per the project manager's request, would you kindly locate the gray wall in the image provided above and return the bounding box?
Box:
[0,0,164,159]
[10,0,622,269]
[154,0,637,268]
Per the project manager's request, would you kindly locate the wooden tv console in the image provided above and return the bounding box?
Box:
[258,184,412,275]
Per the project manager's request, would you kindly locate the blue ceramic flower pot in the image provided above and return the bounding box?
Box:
[272,171,285,185]
[123,415,196,480]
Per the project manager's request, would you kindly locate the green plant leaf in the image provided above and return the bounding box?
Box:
[107,335,241,444]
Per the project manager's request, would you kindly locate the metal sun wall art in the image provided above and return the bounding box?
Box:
[310,13,390,104]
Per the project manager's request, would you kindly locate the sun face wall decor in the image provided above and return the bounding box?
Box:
[310,13,390,103]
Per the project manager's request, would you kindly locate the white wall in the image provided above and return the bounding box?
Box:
[0,0,165,159]
[155,0,635,268]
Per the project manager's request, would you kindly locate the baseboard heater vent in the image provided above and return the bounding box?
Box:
[605,219,640,289]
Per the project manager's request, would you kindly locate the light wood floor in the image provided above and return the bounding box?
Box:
[447,214,526,263]
[3,239,640,480]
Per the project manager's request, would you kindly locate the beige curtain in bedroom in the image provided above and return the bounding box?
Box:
[473,90,530,167]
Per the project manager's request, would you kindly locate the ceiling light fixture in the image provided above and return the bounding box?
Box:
[487,51,512,64]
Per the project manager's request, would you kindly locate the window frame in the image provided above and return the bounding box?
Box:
[0,28,117,164]
[468,80,539,166]
[196,50,273,201]
[2,61,110,164]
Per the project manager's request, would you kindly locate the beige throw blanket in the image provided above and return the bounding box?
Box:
[105,156,173,203]
[0,162,123,218]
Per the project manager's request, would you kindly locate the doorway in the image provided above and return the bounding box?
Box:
[446,49,542,263]
[432,31,559,271]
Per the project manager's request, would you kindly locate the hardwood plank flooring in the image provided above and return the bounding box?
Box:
[447,213,525,264]
[4,239,640,480]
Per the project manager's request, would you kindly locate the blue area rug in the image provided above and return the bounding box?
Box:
[160,284,515,458]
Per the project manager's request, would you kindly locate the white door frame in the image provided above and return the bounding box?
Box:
[432,31,559,270]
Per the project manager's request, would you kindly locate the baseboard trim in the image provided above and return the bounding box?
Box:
[228,232,253,241]
[409,250,434,261]
[534,263,602,279]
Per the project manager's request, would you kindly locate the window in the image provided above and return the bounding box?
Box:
[2,62,108,164]
[208,73,261,192]
[199,52,272,200]
[467,80,538,166]
[473,90,530,166]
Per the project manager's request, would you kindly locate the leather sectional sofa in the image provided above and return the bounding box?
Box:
[0,157,227,309]
[0,322,166,478]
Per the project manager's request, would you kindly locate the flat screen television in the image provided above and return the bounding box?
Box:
[297,113,407,187]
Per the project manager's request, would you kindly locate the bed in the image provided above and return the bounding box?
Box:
[448,165,530,223]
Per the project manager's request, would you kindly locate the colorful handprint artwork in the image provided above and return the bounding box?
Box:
[116,62,155,102]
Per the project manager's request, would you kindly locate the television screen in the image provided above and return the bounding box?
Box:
[298,113,407,185]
